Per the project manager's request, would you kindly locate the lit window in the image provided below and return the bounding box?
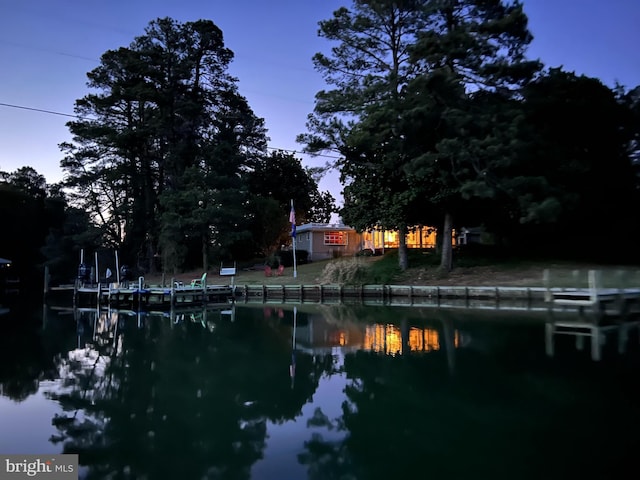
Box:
[324,231,348,245]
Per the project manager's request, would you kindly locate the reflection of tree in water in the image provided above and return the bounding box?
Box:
[46,307,331,479]
[0,305,75,401]
[296,314,549,479]
[298,317,640,480]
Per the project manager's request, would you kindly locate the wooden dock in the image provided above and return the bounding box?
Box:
[544,269,640,320]
[49,277,235,309]
[45,268,640,318]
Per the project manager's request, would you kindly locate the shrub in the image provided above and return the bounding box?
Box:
[318,258,369,285]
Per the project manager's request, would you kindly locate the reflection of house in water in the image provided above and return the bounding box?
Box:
[293,314,365,355]
[364,324,460,356]
[294,313,461,357]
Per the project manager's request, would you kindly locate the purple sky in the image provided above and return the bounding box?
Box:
[1,0,639,206]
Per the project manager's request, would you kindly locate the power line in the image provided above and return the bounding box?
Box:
[0,101,340,160]
[0,102,80,119]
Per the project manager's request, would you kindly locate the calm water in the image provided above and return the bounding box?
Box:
[1,298,639,479]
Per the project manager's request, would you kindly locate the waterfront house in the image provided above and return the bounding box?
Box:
[294,223,361,261]
[294,223,444,261]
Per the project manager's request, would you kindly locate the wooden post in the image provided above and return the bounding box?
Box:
[591,326,601,361]
[43,265,50,299]
[572,269,580,287]
[589,269,603,321]
[544,322,554,357]
[115,250,120,284]
[95,252,99,286]
[543,269,551,303]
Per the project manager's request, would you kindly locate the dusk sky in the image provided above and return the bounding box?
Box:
[1,0,639,205]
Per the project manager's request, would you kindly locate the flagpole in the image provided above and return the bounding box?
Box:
[292,236,298,278]
[290,199,298,278]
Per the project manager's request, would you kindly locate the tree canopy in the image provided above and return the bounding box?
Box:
[5,8,640,280]
[58,17,335,273]
[300,0,639,268]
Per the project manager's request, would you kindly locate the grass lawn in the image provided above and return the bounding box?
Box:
[148,249,640,288]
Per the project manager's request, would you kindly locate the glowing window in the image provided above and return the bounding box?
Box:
[324,231,348,245]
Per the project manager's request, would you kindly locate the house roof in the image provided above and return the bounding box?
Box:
[295,222,356,233]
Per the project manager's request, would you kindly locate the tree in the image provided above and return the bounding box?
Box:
[61,18,268,273]
[299,1,430,271]
[403,0,539,270]
[300,0,539,272]
[0,166,47,199]
[503,69,637,259]
[246,150,337,255]
[622,85,640,188]
[308,189,337,223]
[0,167,72,283]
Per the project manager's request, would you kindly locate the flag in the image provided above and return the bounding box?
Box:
[289,203,296,238]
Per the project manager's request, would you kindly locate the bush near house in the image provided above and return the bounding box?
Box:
[319,258,369,285]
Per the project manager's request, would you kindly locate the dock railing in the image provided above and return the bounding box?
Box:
[543,268,640,320]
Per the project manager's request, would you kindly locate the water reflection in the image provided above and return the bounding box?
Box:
[545,315,640,361]
[39,304,329,479]
[1,303,639,479]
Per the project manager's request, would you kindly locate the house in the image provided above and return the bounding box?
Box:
[294,223,443,261]
[361,226,438,251]
[294,223,361,261]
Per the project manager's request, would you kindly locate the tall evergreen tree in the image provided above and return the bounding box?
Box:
[299,0,429,271]
[300,0,539,271]
[404,0,540,270]
[61,18,268,272]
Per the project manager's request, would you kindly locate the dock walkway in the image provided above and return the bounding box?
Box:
[50,275,234,309]
[543,269,640,320]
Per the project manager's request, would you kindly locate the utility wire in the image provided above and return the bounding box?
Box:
[0,101,340,160]
[0,102,80,119]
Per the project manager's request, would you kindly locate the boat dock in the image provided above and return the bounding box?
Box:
[45,268,640,319]
[543,269,640,320]
[48,276,235,309]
